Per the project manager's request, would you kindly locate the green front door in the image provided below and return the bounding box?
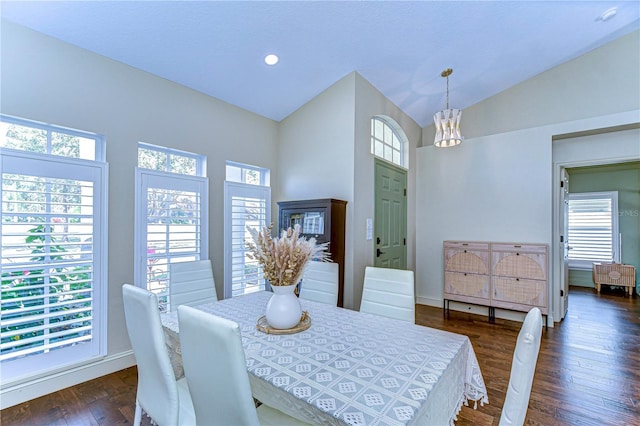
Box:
[374,159,407,269]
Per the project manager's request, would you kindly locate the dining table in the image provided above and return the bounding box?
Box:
[161,291,488,426]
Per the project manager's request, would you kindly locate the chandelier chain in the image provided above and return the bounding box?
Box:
[446,74,449,110]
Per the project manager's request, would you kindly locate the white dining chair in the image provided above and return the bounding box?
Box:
[169,259,217,312]
[299,261,339,306]
[122,284,194,426]
[499,307,543,426]
[177,305,310,425]
[360,266,415,323]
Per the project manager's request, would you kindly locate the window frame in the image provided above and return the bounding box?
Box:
[370,116,409,169]
[138,142,204,176]
[567,191,620,270]
[225,160,270,186]
[134,143,208,312]
[1,145,108,384]
[1,114,105,161]
[223,162,271,299]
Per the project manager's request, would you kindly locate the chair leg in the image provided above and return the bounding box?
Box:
[134,400,142,426]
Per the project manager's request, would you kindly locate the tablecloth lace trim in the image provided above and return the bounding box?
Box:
[450,388,489,426]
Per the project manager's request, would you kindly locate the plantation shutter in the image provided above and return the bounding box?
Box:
[567,192,619,267]
[224,181,270,298]
[1,150,106,382]
[135,169,208,312]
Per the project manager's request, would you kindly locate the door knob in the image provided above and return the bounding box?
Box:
[376,248,385,257]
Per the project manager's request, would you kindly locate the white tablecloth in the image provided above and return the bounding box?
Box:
[161,291,488,426]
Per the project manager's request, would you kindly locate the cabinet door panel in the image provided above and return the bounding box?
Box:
[444,272,490,301]
[492,251,546,280]
[444,249,489,274]
[492,277,548,314]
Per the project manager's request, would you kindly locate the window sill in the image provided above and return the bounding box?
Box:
[568,260,617,271]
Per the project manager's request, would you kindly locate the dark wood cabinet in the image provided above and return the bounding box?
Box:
[278,198,347,307]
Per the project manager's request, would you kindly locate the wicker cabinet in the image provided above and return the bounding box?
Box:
[592,263,636,297]
[444,241,549,322]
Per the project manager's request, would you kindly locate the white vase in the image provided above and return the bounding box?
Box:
[265,284,302,329]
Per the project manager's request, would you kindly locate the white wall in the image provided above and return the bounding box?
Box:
[553,128,640,163]
[416,30,640,324]
[1,20,279,406]
[277,73,355,204]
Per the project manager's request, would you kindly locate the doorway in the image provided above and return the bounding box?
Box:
[374,158,407,269]
[552,127,640,322]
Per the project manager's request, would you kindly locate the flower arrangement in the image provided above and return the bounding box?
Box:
[247,224,330,287]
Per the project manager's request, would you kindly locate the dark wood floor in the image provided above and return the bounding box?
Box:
[2,286,638,425]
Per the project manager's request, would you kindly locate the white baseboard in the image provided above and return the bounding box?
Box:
[416,296,442,307]
[0,350,136,410]
[416,298,555,327]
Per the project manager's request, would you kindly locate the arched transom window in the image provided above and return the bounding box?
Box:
[370,116,407,168]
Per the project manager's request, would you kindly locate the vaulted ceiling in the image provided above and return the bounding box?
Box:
[2,1,639,127]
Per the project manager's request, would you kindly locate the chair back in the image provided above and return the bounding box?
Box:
[499,307,543,426]
[299,261,339,306]
[178,305,261,426]
[360,266,415,323]
[169,259,217,312]
[122,284,179,425]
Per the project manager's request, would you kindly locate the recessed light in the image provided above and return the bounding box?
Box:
[599,7,617,22]
[264,54,279,66]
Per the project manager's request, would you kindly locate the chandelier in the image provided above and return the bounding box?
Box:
[433,68,463,147]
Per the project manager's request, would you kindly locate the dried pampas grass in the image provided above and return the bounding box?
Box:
[247,224,330,287]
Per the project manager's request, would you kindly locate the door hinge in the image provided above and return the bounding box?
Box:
[560,235,564,243]
[404,188,406,196]
[404,238,406,245]
[560,180,564,188]
[560,289,564,297]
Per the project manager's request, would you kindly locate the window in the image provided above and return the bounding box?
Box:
[371,116,408,168]
[568,191,619,269]
[224,162,270,298]
[135,144,208,311]
[225,161,269,186]
[137,143,202,176]
[0,115,102,161]
[1,115,107,383]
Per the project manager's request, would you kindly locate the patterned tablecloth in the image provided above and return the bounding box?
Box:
[161,291,488,426]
